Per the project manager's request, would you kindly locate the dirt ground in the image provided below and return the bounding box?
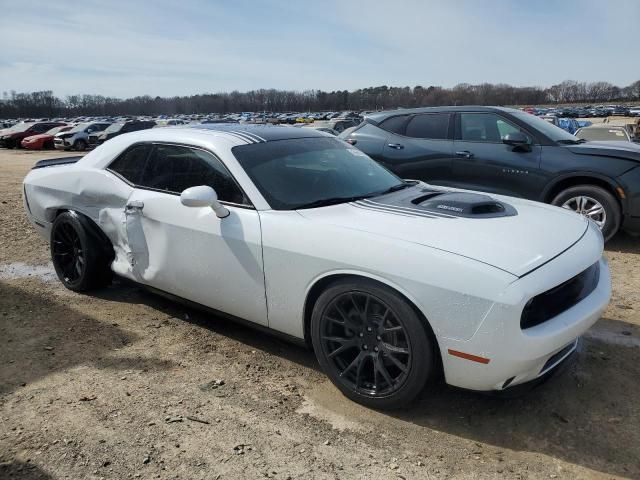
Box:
[1,148,639,480]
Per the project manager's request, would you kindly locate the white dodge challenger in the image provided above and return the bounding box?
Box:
[23,125,611,408]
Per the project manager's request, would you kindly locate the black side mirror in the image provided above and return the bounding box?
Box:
[503,132,531,150]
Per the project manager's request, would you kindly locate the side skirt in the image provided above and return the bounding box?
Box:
[115,276,309,349]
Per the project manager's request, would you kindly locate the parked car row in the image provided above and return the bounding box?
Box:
[0,119,159,151]
[524,104,640,118]
[0,111,365,151]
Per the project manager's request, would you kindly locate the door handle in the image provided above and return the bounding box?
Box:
[455,150,474,159]
[387,143,404,150]
[125,200,144,211]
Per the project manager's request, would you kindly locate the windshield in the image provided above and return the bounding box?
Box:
[232,137,403,210]
[46,126,66,135]
[576,128,628,141]
[9,123,34,133]
[513,112,579,142]
[105,123,124,133]
[69,122,90,133]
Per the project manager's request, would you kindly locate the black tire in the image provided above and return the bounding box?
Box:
[74,139,87,151]
[551,185,621,241]
[311,278,434,409]
[50,212,112,291]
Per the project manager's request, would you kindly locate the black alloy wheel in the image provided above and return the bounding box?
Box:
[52,220,85,284]
[319,291,411,396]
[50,211,112,291]
[311,279,434,409]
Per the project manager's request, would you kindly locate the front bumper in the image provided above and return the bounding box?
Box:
[439,229,611,392]
[53,139,70,150]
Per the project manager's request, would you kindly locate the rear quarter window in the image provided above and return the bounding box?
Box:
[378,115,409,135]
[405,113,450,139]
[107,144,153,184]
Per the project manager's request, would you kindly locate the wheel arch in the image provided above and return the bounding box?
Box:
[53,209,115,260]
[302,271,443,370]
[542,173,624,213]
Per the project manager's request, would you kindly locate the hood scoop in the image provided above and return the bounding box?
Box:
[413,192,517,218]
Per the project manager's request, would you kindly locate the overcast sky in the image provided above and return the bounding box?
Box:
[1,0,638,98]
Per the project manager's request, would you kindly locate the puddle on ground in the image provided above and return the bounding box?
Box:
[0,262,57,282]
[296,381,388,432]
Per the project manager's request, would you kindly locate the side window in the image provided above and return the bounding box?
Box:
[108,144,153,184]
[404,114,450,139]
[496,119,520,138]
[460,113,530,143]
[139,144,247,205]
[379,115,409,135]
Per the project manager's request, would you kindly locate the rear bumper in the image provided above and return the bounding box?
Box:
[439,227,610,392]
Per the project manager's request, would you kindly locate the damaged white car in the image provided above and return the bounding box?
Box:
[23,125,611,408]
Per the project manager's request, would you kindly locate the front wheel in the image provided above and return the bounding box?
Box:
[51,212,112,291]
[311,278,434,409]
[551,185,621,241]
[74,139,88,151]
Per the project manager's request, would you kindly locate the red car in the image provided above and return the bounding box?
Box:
[0,121,66,149]
[21,125,72,150]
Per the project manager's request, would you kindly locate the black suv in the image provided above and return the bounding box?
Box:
[89,120,156,146]
[341,106,640,240]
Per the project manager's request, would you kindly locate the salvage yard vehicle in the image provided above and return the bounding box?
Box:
[88,120,156,147]
[54,121,111,151]
[23,125,611,409]
[21,125,73,150]
[575,125,637,143]
[341,106,640,240]
[0,121,66,149]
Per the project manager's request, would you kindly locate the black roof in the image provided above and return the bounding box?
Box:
[365,106,522,123]
[190,123,329,143]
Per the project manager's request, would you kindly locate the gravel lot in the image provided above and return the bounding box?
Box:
[1,148,639,480]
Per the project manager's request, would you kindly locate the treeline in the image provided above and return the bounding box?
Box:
[1,79,639,118]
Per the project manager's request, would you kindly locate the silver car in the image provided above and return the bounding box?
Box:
[54,122,111,151]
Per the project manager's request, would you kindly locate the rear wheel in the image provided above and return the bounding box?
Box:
[311,278,434,409]
[551,185,621,241]
[51,212,112,291]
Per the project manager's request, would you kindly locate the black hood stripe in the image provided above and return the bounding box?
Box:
[359,199,457,218]
[353,201,450,220]
[350,202,424,218]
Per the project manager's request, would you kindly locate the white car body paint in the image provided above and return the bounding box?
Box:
[23,126,611,392]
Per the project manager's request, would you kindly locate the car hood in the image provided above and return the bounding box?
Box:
[23,133,52,141]
[565,141,640,161]
[297,185,588,277]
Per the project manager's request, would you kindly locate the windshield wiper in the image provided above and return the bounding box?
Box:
[376,180,418,195]
[295,181,419,210]
[557,138,587,144]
